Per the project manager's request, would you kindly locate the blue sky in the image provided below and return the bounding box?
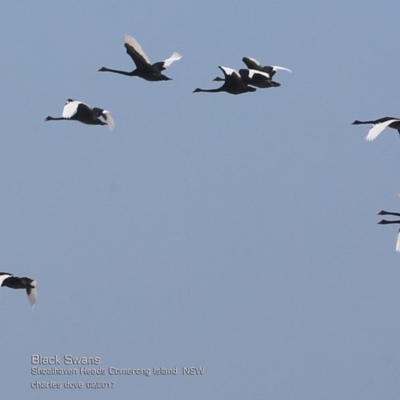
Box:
[2,1,400,399]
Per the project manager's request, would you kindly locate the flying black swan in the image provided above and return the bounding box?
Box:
[193,66,257,95]
[242,57,292,78]
[213,68,280,89]
[0,273,37,307]
[98,35,182,81]
[352,118,400,141]
[45,99,114,130]
[377,210,400,252]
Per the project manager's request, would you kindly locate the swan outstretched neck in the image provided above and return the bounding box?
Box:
[377,210,400,217]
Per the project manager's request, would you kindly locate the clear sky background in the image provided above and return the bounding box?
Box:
[1,1,400,399]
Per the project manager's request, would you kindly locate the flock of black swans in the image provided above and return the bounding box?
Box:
[2,33,399,307]
[44,34,292,128]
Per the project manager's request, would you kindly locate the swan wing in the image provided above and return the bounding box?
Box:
[247,69,271,79]
[219,66,243,88]
[102,111,115,131]
[396,230,400,252]
[0,273,12,286]
[124,35,151,68]
[242,57,262,69]
[271,65,292,73]
[27,284,37,308]
[219,66,240,78]
[366,119,398,141]
[162,52,182,69]
[62,100,84,119]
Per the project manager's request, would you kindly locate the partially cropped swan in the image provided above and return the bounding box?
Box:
[0,273,37,307]
[377,210,400,251]
[352,117,400,141]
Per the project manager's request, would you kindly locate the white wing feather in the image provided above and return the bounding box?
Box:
[396,230,400,252]
[124,35,151,64]
[365,119,398,141]
[102,111,115,131]
[271,65,292,73]
[247,69,270,79]
[62,101,82,119]
[163,52,182,68]
[27,283,37,308]
[246,57,262,67]
[219,66,240,78]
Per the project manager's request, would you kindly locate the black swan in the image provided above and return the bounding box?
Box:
[45,99,114,130]
[0,273,37,307]
[213,68,280,89]
[193,66,256,95]
[352,118,400,141]
[242,57,291,77]
[98,35,182,81]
